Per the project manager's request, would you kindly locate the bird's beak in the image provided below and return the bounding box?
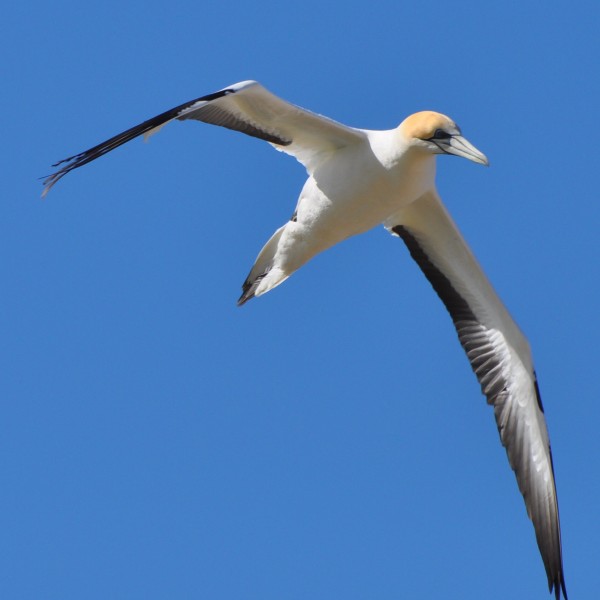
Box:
[438,135,489,166]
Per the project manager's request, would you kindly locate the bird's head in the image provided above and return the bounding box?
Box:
[400,111,489,166]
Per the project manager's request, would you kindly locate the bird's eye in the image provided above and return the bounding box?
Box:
[430,129,452,140]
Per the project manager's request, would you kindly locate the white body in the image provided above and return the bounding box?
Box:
[251,130,435,296]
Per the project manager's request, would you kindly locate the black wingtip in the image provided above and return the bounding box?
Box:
[40,90,224,196]
[549,564,568,600]
[557,571,568,600]
[41,164,74,197]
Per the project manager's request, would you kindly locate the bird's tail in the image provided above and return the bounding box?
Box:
[237,224,290,305]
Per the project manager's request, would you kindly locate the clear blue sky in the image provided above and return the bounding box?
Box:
[3,2,597,598]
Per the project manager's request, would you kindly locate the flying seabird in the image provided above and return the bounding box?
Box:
[43,80,568,598]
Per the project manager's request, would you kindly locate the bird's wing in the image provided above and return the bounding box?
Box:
[387,189,567,600]
[42,80,366,196]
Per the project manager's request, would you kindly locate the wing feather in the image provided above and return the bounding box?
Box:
[388,189,567,599]
[42,80,365,196]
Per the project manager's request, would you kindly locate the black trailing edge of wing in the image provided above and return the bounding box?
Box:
[392,224,568,600]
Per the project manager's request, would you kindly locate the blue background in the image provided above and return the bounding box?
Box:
[3,2,597,598]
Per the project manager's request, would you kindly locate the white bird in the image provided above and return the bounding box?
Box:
[44,80,568,598]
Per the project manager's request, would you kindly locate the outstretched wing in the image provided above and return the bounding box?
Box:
[42,80,365,196]
[387,189,567,600]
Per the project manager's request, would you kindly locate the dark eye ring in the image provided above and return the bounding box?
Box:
[431,129,452,140]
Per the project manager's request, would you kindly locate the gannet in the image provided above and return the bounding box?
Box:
[43,80,568,599]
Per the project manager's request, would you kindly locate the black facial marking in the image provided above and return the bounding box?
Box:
[429,128,452,141]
